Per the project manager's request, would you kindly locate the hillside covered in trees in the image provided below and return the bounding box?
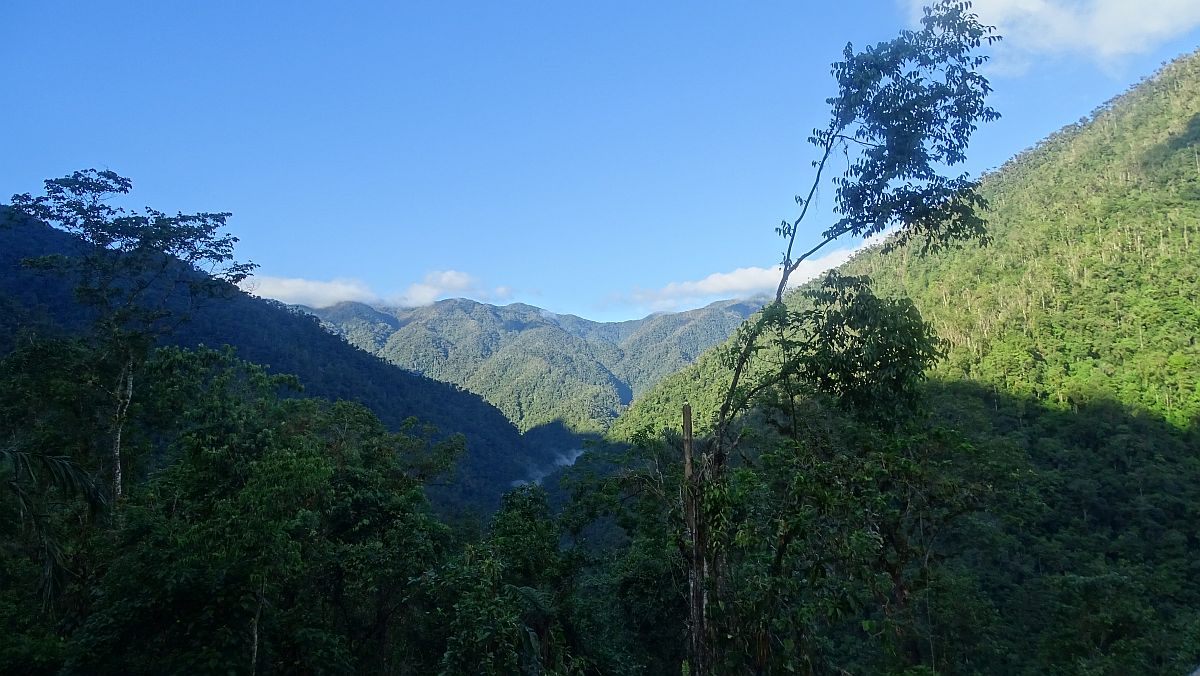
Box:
[0,213,564,511]
[617,51,1200,436]
[607,48,1200,672]
[309,297,759,432]
[1,4,1197,673]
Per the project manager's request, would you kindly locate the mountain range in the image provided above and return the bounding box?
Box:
[307,297,760,432]
[3,41,1200,674]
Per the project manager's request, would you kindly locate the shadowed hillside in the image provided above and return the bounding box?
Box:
[0,212,558,511]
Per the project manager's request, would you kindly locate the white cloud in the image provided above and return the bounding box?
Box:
[904,0,1200,71]
[241,269,508,308]
[650,266,784,300]
[623,238,878,313]
[390,270,477,306]
[240,276,378,308]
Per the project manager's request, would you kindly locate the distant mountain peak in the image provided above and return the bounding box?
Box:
[308,296,760,432]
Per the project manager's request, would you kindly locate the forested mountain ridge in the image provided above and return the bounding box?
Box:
[600,49,1200,671]
[864,50,1200,427]
[3,10,1198,672]
[0,213,556,509]
[308,297,760,432]
[615,49,1200,438]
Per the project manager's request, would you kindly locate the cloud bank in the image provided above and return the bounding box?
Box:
[903,0,1200,71]
[623,239,872,313]
[241,269,511,308]
[393,270,476,307]
[241,276,378,308]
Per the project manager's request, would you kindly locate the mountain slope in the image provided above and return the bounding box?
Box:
[615,49,1200,437]
[310,297,760,432]
[0,214,547,510]
[604,49,1200,671]
[852,52,1200,428]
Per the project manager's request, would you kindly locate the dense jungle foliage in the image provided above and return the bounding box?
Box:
[608,47,1200,673]
[0,213,569,512]
[1,10,1197,676]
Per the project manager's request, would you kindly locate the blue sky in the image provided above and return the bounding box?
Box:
[5,1,1200,321]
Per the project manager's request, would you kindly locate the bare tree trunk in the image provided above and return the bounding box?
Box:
[252,580,265,675]
[683,403,712,675]
[112,357,134,503]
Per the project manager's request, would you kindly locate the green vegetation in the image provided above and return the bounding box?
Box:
[656,5,1003,671]
[0,174,594,673]
[311,297,758,433]
[854,53,1200,427]
[608,43,1200,675]
[0,339,545,674]
[2,5,1198,674]
[0,210,556,512]
[617,47,1200,439]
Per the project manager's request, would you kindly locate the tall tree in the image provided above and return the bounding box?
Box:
[6,170,256,501]
[682,3,1001,672]
[62,347,463,675]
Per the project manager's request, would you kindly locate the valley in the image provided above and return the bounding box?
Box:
[1,6,1198,673]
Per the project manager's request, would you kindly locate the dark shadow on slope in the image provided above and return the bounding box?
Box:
[556,374,1199,671]
[1140,111,1200,189]
[1164,112,1200,154]
[518,418,640,514]
[905,380,1199,672]
[609,370,634,406]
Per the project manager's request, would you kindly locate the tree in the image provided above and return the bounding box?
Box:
[0,338,105,609]
[64,347,463,675]
[6,170,257,501]
[432,485,589,676]
[681,3,1001,672]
